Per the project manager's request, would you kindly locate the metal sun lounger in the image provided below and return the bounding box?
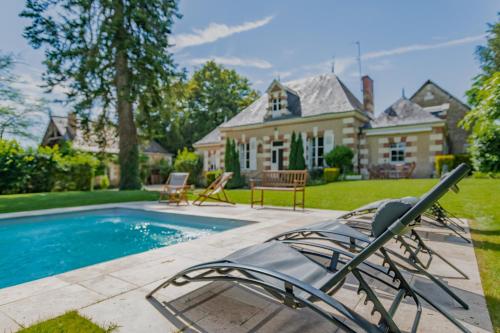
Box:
[341,197,470,244]
[147,164,471,333]
[270,198,470,311]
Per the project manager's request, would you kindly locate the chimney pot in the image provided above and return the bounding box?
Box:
[362,75,374,114]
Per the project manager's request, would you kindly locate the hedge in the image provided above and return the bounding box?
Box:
[323,168,340,182]
[205,170,222,186]
[0,139,99,194]
[435,155,455,176]
[174,148,203,186]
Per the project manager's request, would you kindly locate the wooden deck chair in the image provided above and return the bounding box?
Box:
[158,172,190,205]
[192,172,234,206]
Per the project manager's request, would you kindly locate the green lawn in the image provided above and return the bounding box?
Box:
[1,179,499,331]
[17,311,114,333]
[0,190,157,214]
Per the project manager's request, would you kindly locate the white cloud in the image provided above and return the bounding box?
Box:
[362,34,486,60]
[171,16,273,51]
[300,34,486,76]
[188,56,272,69]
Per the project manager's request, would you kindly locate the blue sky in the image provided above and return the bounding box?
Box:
[1,0,499,143]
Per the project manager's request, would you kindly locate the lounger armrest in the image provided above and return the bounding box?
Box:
[269,228,371,245]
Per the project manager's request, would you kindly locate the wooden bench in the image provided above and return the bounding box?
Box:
[250,170,307,210]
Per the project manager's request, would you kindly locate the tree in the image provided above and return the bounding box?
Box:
[0,52,46,140]
[288,132,306,170]
[185,61,259,145]
[463,14,500,172]
[288,132,297,170]
[224,138,244,188]
[325,145,354,174]
[21,0,181,190]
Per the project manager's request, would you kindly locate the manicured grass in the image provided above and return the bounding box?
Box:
[223,178,500,331]
[0,190,158,214]
[17,311,114,333]
[1,179,498,331]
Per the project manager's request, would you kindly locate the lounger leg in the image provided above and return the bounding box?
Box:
[251,188,254,208]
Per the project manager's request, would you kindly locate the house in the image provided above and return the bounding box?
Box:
[194,73,469,178]
[41,113,173,185]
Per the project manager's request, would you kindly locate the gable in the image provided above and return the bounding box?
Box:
[410,80,470,111]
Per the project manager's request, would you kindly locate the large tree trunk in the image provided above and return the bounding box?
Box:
[114,0,140,190]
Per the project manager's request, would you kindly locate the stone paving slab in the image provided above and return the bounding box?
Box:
[0,201,493,333]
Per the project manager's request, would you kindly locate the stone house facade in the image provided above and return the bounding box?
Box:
[41,113,173,185]
[194,74,469,178]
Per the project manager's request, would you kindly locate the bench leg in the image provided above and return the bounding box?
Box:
[261,190,264,207]
[293,190,297,211]
[251,188,254,208]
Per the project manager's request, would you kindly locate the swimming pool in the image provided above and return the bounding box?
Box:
[0,208,249,288]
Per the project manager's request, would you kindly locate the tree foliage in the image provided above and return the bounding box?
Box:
[136,61,259,152]
[463,14,500,172]
[288,132,306,170]
[325,145,354,174]
[21,0,181,190]
[0,52,46,140]
[223,138,244,188]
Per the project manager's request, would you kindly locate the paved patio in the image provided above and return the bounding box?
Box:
[0,202,493,332]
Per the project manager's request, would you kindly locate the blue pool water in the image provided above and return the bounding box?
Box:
[0,208,248,288]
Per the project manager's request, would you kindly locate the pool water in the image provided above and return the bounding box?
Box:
[0,208,248,288]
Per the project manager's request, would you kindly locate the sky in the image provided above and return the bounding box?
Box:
[1,0,499,144]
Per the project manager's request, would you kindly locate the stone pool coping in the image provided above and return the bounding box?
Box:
[0,201,493,333]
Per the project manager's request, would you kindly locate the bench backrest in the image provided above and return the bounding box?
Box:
[261,170,307,188]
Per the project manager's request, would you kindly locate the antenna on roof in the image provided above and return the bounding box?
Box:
[356,41,362,94]
[331,56,335,74]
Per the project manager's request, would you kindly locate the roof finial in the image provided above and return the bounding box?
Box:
[331,56,335,74]
[402,88,406,99]
[278,75,281,82]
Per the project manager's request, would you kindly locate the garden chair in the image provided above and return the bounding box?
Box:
[192,172,234,206]
[147,164,471,333]
[158,172,190,205]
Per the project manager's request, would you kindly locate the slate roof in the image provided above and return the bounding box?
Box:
[142,140,171,155]
[194,126,221,146]
[369,98,443,129]
[221,74,364,128]
[410,79,471,110]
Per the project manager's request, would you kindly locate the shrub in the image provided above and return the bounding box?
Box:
[435,155,455,176]
[323,168,340,182]
[174,148,203,185]
[288,132,306,170]
[158,158,173,182]
[472,171,500,179]
[324,145,354,174]
[224,139,245,188]
[56,153,99,191]
[0,140,29,194]
[205,170,222,185]
[100,175,110,189]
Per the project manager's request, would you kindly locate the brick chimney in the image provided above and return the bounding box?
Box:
[362,75,374,114]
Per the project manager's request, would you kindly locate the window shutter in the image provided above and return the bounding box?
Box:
[249,137,257,170]
[215,150,220,170]
[239,144,245,170]
[203,151,209,171]
[301,132,307,166]
[324,130,334,154]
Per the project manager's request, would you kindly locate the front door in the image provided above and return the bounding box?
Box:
[271,141,284,170]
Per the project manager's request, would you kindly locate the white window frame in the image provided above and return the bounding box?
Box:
[309,136,325,168]
[390,142,406,163]
[272,98,281,112]
[239,143,251,170]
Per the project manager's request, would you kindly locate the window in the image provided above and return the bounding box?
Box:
[239,143,250,170]
[390,142,405,163]
[309,136,324,168]
[272,98,281,112]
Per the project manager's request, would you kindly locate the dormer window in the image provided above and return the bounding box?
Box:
[272,98,281,112]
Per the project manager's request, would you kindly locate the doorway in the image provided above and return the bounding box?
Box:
[271,141,284,170]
